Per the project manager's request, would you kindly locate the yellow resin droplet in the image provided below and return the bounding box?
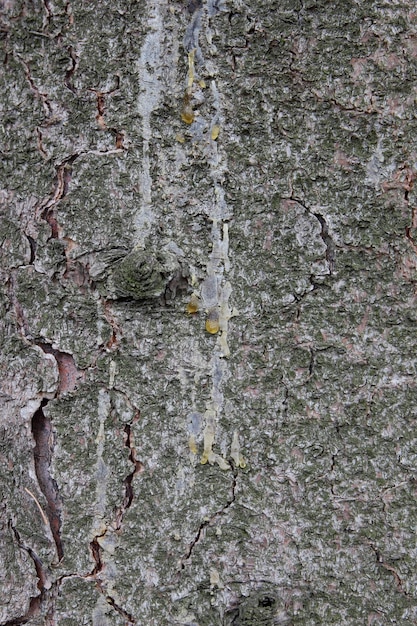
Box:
[181,107,195,124]
[211,125,220,140]
[181,108,195,124]
[205,310,220,334]
[186,294,200,314]
[205,319,219,334]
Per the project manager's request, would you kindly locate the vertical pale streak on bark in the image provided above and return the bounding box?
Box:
[90,389,118,624]
[135,0,165,245]
[91,388,110,538]
[199,25,235,468]
[90,388,126,621]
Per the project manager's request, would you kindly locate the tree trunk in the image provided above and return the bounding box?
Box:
[1,1,417,624]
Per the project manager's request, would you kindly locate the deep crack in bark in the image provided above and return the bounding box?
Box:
[27,343,83,570]
[25,235,36,264]
[89,536,103,577]
[308,347,315,377]
[41,0,53,25]
[405,186,417,255]
[121,422,144,512]
[31,399,64,562]
[113,418,144,530]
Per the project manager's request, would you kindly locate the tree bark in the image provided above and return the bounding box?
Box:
[1,0,417,624]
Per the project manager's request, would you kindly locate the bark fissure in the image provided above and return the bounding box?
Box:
[313,212,336,274]
[405,188,417,255]
[34,148,126,243]
[0,524,48,626]
[85,410,142,624]
[308,347,315,378]
[286,194,336,275]
[114,421,144,530]
[181,466,238,569]
[26,342,83,568]
[101,300,121,350]
[88,534,136,625]
[89,75,120,132]
[89,536,104,578]
[64,46,79,95]
[369,543,409,597]
[40,0,55,26]
[16,54,52,117]
[31,399,64,563]
[282,385,289,423]
[25,235,36,265]
[35,127,48,159]
[105,596,136,625]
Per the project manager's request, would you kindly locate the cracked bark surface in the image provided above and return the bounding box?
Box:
[1,0,417,625]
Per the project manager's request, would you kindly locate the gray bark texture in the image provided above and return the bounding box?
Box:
[1,0,417,624]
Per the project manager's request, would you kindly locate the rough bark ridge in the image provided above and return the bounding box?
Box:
[1,0,417,624]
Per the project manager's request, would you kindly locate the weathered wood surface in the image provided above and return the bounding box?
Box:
[1,1,417,624]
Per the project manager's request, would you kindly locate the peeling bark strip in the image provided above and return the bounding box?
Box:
[35,153,79,240]
[31,400,63,562]
[36,342,83,395]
